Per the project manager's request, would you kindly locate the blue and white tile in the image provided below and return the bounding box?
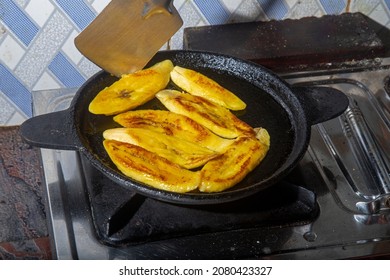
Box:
[351,0,382,14]
[13,0,29,8]
[54,0,96,31]
[33,71,61,91]
[169,1,206,50]
[368,2,390,26]
[193,0,231,24]
[257,0,289,20]
[90,0,110,13]
[1,0,40,47]
[287,1,323,19]
[1,0,390,125]
[319,0,346,14]
[0,94,16,123]
[221,0,242,12]
[228,0,265,23]
[77,57,100,78]
[14,11,73,88]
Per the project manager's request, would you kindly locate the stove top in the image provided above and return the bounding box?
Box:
[33,58,390,260]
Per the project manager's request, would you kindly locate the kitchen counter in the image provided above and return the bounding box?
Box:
[0,126,51,259]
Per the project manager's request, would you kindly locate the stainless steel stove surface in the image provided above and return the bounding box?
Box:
[33,58,390,260]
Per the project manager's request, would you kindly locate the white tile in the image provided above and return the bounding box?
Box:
[6,110,27,125]
[170,2,205,49]
[78,57,100,78]
[0,93,15,125]
[366,3,390,26]
[314,9,323,17]
[174,0,186,9]
[92,0,110,13]
[25,0,55,27]
[287,0,321,19]
[229,0,264,23]
[351,0,382,14]
[285,0,299,9]
[221,0,242,12]
[0,24,6,39]
[0,35,25,70]
[33,71,61,91]
[62,30,83,65]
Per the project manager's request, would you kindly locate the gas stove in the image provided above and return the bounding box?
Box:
[32,56,390,259]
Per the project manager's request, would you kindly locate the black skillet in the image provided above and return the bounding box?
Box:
[20,50,348,205]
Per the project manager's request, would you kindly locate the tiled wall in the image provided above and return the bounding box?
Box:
[1,0,390,124]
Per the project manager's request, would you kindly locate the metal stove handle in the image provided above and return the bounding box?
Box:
[343,97,390,215]
[343,97,390,196]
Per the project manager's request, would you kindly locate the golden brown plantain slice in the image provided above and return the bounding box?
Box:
[199,128,270,193]
[89,60,173,115]
[170,66,246,110]
[103,127,219,169]
[113,109,234,152]
[156,90,254,139]
[103,139,200,193]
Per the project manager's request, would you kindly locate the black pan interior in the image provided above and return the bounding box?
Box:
[73,50,309,204]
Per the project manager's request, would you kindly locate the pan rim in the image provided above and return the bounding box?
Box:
[73,50,310,205]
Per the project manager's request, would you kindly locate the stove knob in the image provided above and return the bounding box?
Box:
[303,231,317,242]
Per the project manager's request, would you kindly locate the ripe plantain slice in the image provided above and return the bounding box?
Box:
[103,127,219,169]
[89,60,174,115]
[103,139,200,193]
[113,109,234,152]
[199,128,270,193]
[170,66,246,110]
[156,90,254,139]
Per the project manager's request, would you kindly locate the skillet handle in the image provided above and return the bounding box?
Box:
[292,86,349,125]
[20,109,83,151]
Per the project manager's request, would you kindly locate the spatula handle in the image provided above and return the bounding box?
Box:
[143,0,175,18]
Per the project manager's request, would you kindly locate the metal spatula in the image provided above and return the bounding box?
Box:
[74,0,182,76]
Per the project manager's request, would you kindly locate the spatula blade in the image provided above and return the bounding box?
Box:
[74,0,182,76]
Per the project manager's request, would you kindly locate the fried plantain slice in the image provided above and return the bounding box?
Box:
[103,127,219,169]
[156,90,254,139]
[89,60,173,115]
[113,109,234,152]
[103,139,200,193]
[199,128,270,193]
[170,66,246,110]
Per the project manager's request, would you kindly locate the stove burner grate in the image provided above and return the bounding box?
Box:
[80,156,319,247]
